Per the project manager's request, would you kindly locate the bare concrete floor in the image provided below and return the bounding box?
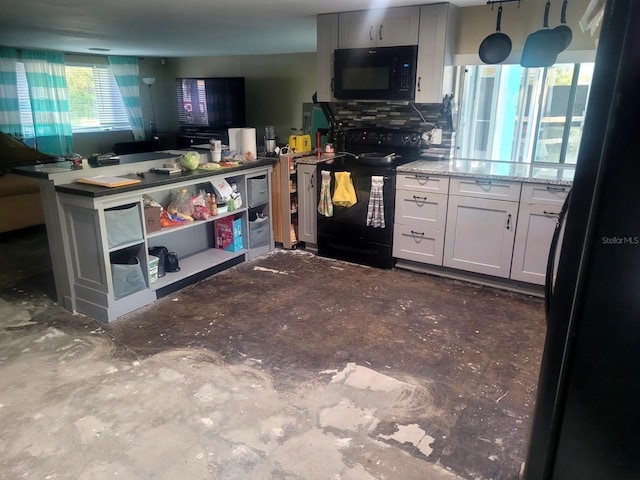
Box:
[0,227,546,480]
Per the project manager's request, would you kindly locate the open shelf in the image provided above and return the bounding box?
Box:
[146,208,247,239]
[151,248,247,291]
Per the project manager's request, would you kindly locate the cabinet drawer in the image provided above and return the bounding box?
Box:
[395,190,447,229]
[450,177,521,201]
[520,183,570,206]
[397,173,449,193]
[393,224,444,265]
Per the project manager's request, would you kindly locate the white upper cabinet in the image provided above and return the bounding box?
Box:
[415,2,458,104]
[317,3,458,103]
[338,6,420,48]
[316,13,339,102]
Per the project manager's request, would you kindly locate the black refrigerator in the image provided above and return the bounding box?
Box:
[524,1,640,479]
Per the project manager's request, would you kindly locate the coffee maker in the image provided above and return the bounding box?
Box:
[264,126,277,157]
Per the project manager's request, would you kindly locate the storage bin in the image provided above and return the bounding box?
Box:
[249,218,270,248]
[105,204,143,249]
[247,177,268,207]
[111,256,146,300]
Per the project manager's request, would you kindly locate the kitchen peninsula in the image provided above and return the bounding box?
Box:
[13,152,276,322]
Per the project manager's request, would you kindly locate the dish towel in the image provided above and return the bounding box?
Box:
[366,176,385,228]
[317,170,333,217]
[332,171,357,207]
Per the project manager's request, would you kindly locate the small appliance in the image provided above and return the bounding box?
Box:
[333,45,418,101]
[264,125,277,154]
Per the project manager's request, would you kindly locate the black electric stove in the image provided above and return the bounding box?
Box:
[317,127,423,269]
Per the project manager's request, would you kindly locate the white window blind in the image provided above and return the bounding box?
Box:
[65,64,131,132]
[15,62,132,135]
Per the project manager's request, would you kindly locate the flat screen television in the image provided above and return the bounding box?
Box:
[176,77,246,131]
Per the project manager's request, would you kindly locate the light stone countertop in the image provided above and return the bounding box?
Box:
[398,159,574,185]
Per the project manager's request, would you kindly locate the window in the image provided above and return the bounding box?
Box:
[455,63,594,164]
[16,63,132,134]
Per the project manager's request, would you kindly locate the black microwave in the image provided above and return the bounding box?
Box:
[333,45,418,101]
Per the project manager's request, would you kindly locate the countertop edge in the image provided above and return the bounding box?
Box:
[397,160,573,186]
[54,158,276,198]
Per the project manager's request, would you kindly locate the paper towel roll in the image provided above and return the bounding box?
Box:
[240,127,257,161]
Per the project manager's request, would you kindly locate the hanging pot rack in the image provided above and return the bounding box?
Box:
[486,0,521,6]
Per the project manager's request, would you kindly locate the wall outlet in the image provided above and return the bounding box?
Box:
[431,128,443,145]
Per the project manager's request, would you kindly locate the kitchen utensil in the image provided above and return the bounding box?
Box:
[479,5,512,64]
[552,0,573,54]
[521,0,562,68]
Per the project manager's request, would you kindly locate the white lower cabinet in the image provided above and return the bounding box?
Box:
[297,163,317,245]
[393,174,449,266]
[510,183,569,285]
[443,195,518,278]
[510,203,561,284]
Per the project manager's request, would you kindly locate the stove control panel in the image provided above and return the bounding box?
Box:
[345,128,422,148]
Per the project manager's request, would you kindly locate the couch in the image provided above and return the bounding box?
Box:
[0,133,58,234]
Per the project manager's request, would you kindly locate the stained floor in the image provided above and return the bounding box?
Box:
[0,226,546,480]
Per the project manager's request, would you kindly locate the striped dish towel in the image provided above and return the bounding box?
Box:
[366,176,385,228]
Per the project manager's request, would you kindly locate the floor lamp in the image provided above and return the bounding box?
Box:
[142,77,157,138]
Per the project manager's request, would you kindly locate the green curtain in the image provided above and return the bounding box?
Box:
[22,50,73,155]
[108,56,145,141]
[0,47,22,137]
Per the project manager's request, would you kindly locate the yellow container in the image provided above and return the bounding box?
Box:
[288,134,311,153]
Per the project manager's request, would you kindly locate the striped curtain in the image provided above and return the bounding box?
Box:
[0,48,22,137]
[108,56,144,141]
[22,50,74,155]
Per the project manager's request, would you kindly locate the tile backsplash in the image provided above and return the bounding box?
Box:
[331,101,454,160]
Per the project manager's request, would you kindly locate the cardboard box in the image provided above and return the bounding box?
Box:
[214,216,243,252]
[148,255,159,284]
[144,206,162,233]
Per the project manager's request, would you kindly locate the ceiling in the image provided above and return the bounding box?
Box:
[0,0,485,58]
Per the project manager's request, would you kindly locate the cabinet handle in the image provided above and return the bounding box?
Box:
[379,25,383,40]
[410,230,425,236]
[309,173,315,190]
[412,195,428,202]
[417,76,421,92]
[369,25,373,41]
[506,213,512,230]
[543,210,560,217]
[414,174,429,184]
[331,78,334,92]
[546,185,566,192]
[475,179,492,185]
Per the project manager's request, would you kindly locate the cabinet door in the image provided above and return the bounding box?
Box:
[297,164,317,244]
[510,202,561,285]
[443,196,518,278]
[415,3,457,103]
[338,7,419,48]
[317,13,338,102]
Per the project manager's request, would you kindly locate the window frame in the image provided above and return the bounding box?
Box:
[454,62,593,165]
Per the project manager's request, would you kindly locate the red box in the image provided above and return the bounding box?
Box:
[214,216,234,250]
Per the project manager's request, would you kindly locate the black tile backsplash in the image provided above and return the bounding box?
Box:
[331,101,454,160]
